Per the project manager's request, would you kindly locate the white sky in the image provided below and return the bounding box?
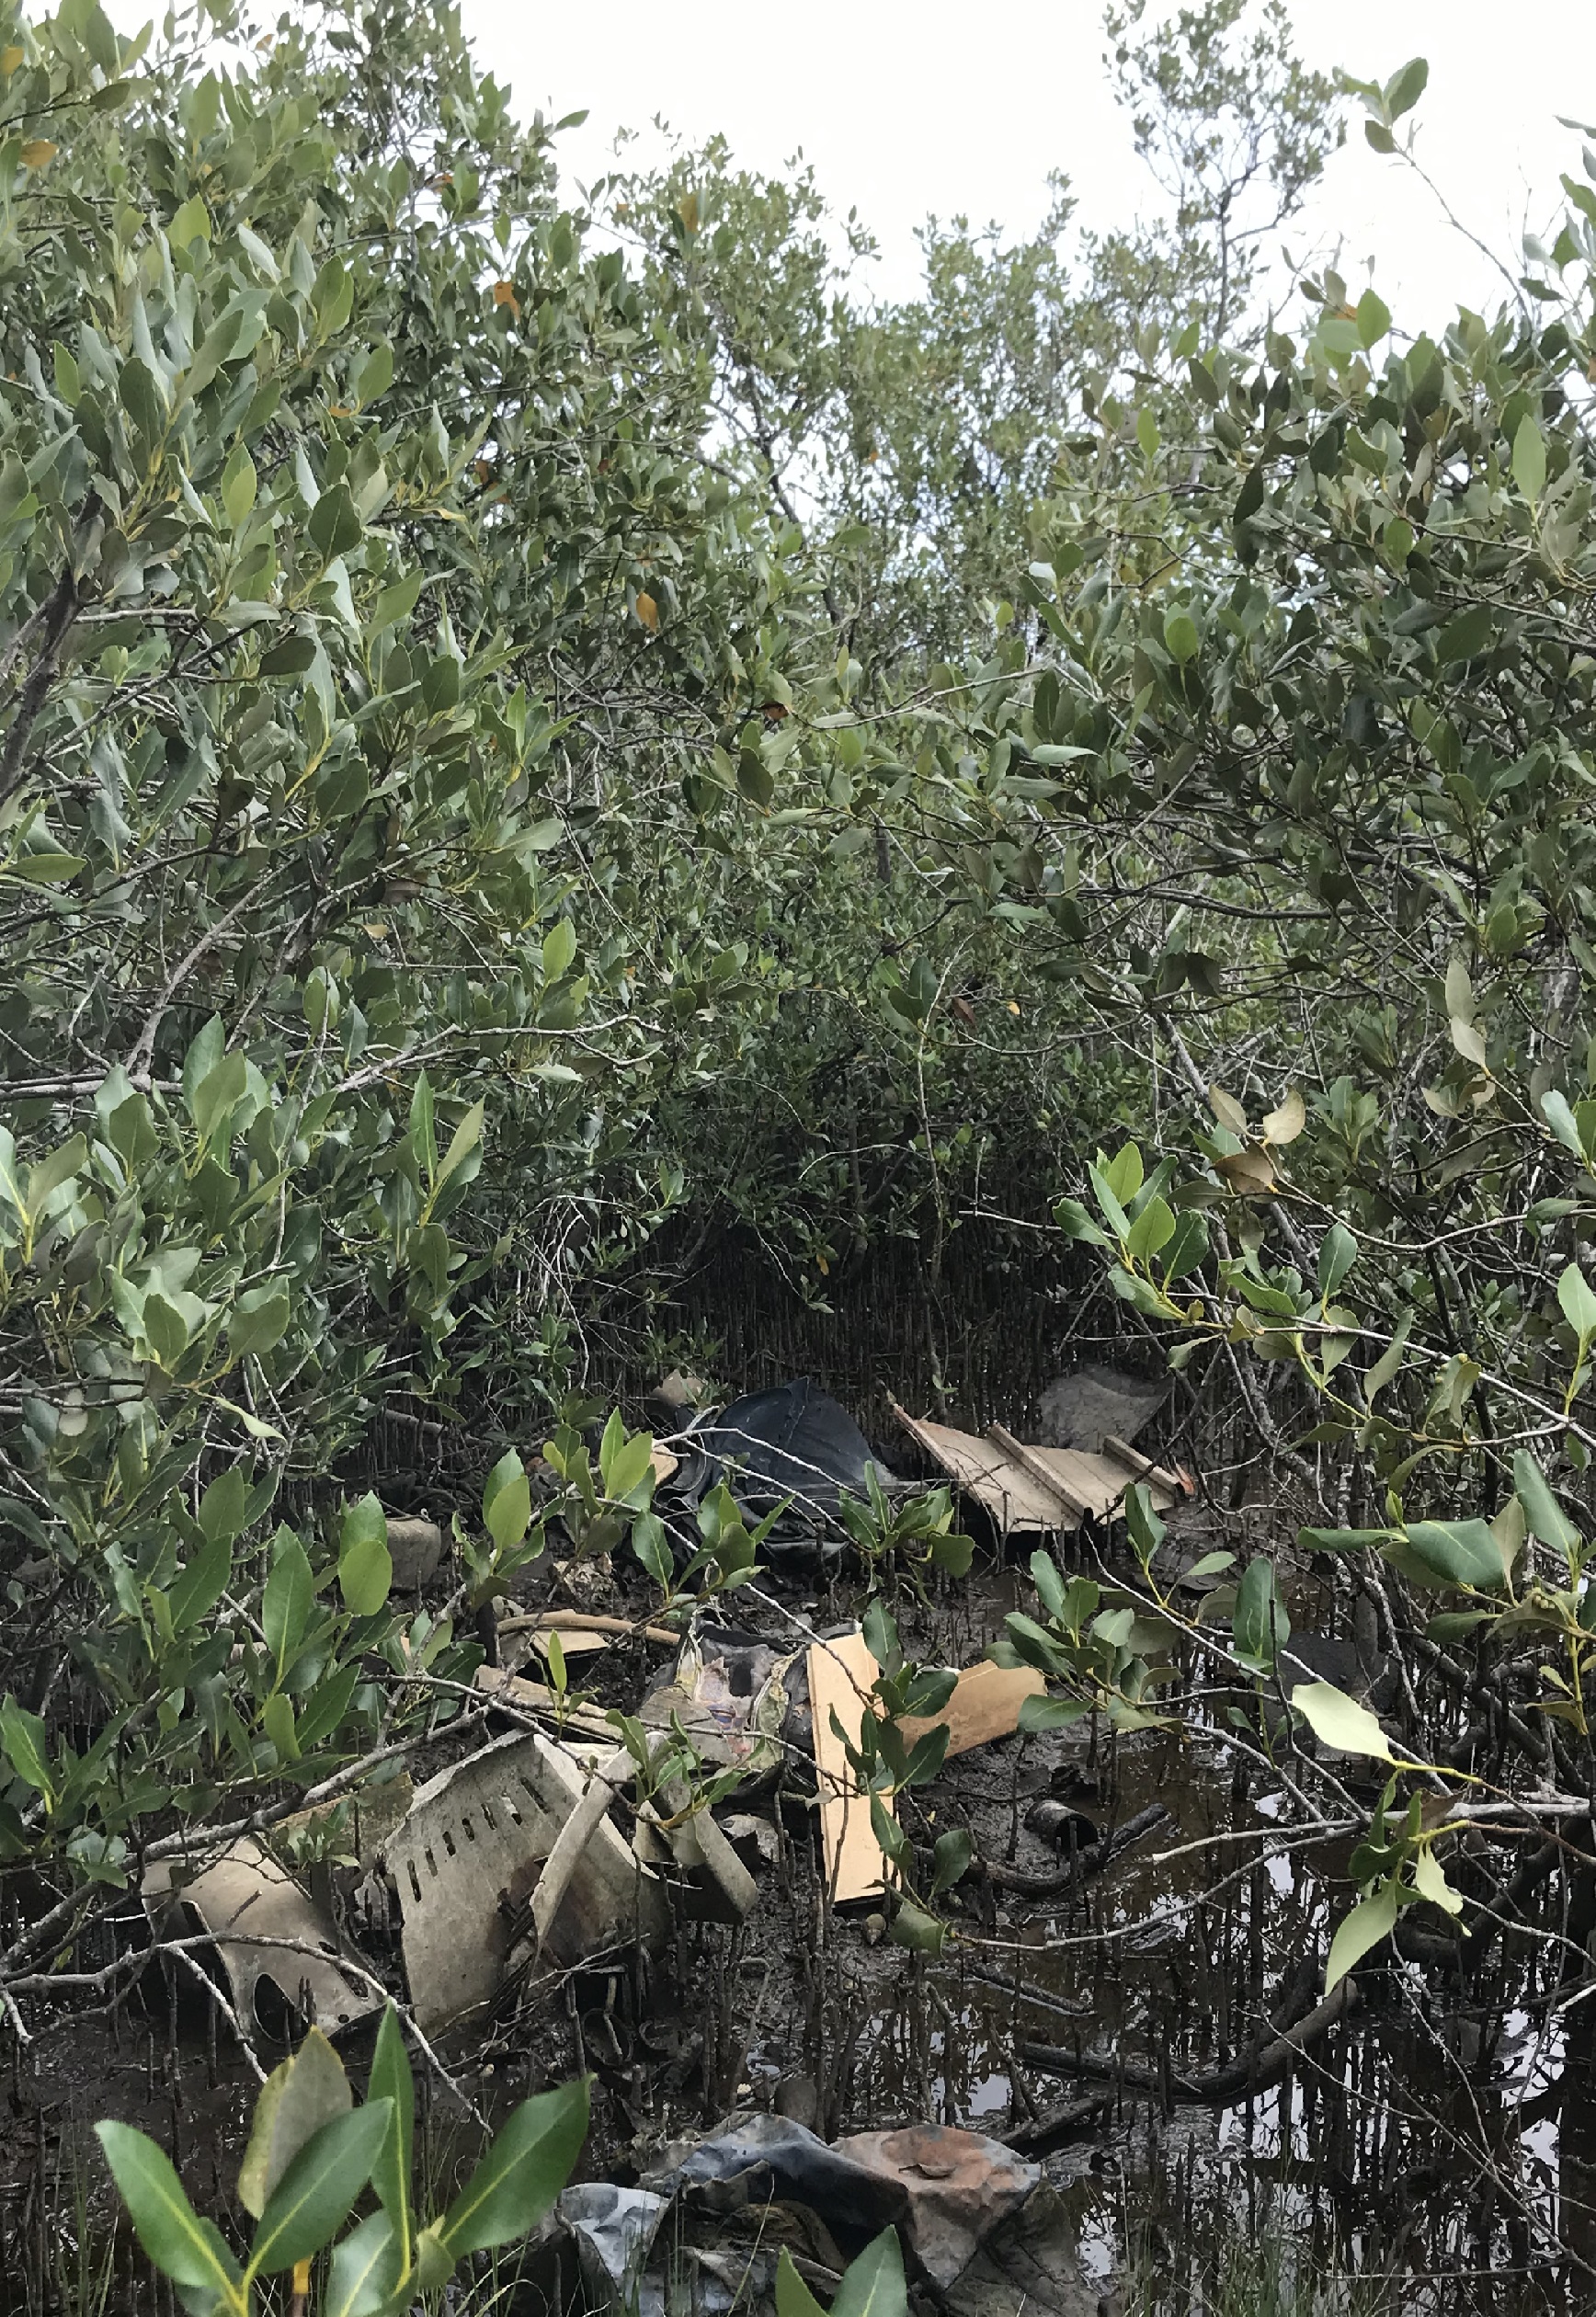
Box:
[463,0,1596,335]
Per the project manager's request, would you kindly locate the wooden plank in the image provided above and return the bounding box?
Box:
[474,1662,616,1742]
[896,1659,1045,1756]
[987,1423,1090,1519]
[1102,1432,1186,1500]
[890,1401,1062,1533]
[808,1627,891,1904]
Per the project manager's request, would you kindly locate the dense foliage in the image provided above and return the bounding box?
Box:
[7,0,1596,2114]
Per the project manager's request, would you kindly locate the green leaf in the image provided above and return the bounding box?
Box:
[1356,289,1390,348]
[0,1694,54,1805]
[142,1290,191,1371]
[1559,1261,1596,1343]
[221,442,256,529]
[1436,604,1494,665]
[1363,1311,1413,1403]
[25,1134,86,1216]
[228,1284,291,1359]
[262,1535,314,1681]
[369,568,423,637]
[368,2004,415,2259]
[1017,1693,1090,1734]
[191,1052,247,1147]
[248,2101,392,2276]
[10,851,86,885]
[542,916,577,980]
[292,1663,359,1753]
[309,482,362,563]
[237,2027,351,2220]
[439,2078,589,2256]
[1317,1223,1357,1300]
[169,1531,233,1633]
[1325,1880,1400,1992]
[1163,608,1201,663]
[929,1827,972,1895]
[1290,1681,1395,1763]
[1054,1195,1112,1247]
[262,1692,298,1763]
[1543,1089,1585,1156]
[888,1900,946,1954]
[1412,1845,1463,1917]
[1125,1193,1174,1263]
[325,2209,405,2317]
[1512,1450,1579,1552]
[483,1451,530,1553]
[436,1101,484,1188]
[96,2122,243,2302]
[199,1467,249,1546]
[1512,416,1547,505]
[777,2246,828,2317]
[1233,1558,1288,1676]
[338,1492,392,1617]
[1385,56,1429,119]
[258,633,318,678]
[831,2225,908,2317]
[1403,1518,1511,1590]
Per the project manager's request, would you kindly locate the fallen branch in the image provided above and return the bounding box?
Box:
[498,1609,679,1649]
[1016,1971,1359,2106]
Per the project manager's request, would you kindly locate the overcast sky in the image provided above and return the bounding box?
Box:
[462,0,1596,334]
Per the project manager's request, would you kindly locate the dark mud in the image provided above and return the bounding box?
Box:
[2,1532,1592,2317]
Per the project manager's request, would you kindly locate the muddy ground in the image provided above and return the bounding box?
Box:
[2,1509,1592,2317]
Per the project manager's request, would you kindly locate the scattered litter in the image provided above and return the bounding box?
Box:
[556,2183,669,2316]
[642,2112,909,2250]
[386,1729,665,2034]
[940,2179,1096,2317]
[721,1812,781,1870]
[143,1838,381,2042]
[644,1780,759,1921]
[897,1659,1044,1758]
[521,1743,638,1948]
[891,1402,1180,1536]
[385,1515,445,1590]
[668,1380,895,1562]
[807,1626,889,1903]
[1036,1363,1169,1454]
[271,1773,414,1869]
[638,2113,1077,2304]
[531,1626,612,1661]
[642,1622,798,1780]
[834,2124,1041,2288]
[1023,1800,1101,1851]
[654,1368,708,1414]
[474,1661,617,1741]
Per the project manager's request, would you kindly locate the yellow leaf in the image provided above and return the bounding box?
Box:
[20,140,57,169]
[1214,1145,1277,1197]
[634,591,659,633]
[1006,999,1020,1016]
[1208,1083,1248,1138]
[678,189,700,234]
[0,44,24,74]
[492,279,520,319]
[1261,1086,1305,1146]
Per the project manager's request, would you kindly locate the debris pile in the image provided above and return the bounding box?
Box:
[130,1364,1189,2313]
